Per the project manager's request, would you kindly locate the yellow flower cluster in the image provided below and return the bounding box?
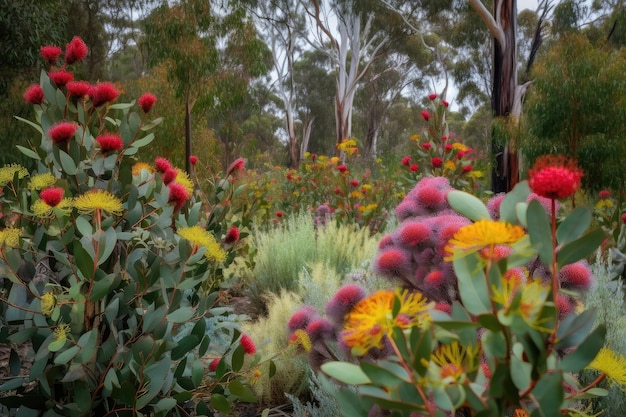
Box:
[177,225,226,263]
[40,292,57,317]
[337,139,358,155]
[74,189,123,216]
[32,198,73,218]
[0,164,28,187]
[131,161,154,176]
[28,173,56,190]
[0,228,21,248]
[587,348,626,387]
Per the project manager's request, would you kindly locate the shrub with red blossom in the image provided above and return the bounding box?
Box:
[23,84,44,105]
[47,121,77,145]
[40,45,62,65]
[40,187,64,207]
[95,134,124,153]
[137,93,157,113]
[89,82,119,107]
[67,80,91,98]
[49,70,74,87]
[64,36,88,65]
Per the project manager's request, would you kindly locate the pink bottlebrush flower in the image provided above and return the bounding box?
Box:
[167,182,190,211]
[138,93,157,113]
[401,155,411,166]
[40,45,62,65]
[154,157,172,173]
[421,110,430,121]
[445,144,453,153]
[527,193,559,214]
[421,142,432,150]
[162,168,178,185]
[409,163,419,172]
[423,270,445,287]
[556,294,576,318]
[416,185,444,207]
[275,211,283,218]
[333,188,342,195]
[48,121,77,145]
[67,80,91,98]
[431,157,443,168]
[395,221,431,247]
[428,93,437,100]
[49,70,74,87]
[349,179,359,187]
[599,189,611,199]
[442,100,449,107]
[305,318,335,344]
[40,187,64,207]
[487,193,506,220]
[64,36,88,65]
[226,157,246,177]
[559,261,593,290]
[373,248,412,278]
[325,285,366,326]
[223,226,240,244]
[288,305,319,332]
[337,164,348,173]
[441,136,448,142]
[96,133,124,153]
[209,358,221,372]
[240,334,256,355]
[378,234,394,249]
[394,198,421,221]
[89,82,119,107]
[434,303,452,314]
[23,84,44,105]
[189,155,198,165]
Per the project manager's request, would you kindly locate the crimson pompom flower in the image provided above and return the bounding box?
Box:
[441,135,448,142]
[48,122,77,145]
[167,182,190,210]
[162,168,178,185]
[67,80,91,98]
[401,155,411,166]
[462,165,473,173]
[226,157,246,177]
[337,164,348,173]
[209,358,220,372]
[599,190,611,199]
[421,110,431,121]
[349,179,359,187]
[90,82,119,107]
[409,163,419,172]
[137,93,157,113]
[431,157,443,168]
[40,45,62,65]
[64,36,88,65]
[422,143,431,150]
[23,84,44,105]
[240,334,256,355]
[223,226,240,244]
[528,155,583,200]
[189,155,198,165]
[333,188,342,195]
[96,134,124,153]
[445,144,453,153]
[49,70,74,87]
[276,211,283,218]
[154,157,172,173]
[428,93,437,100]
[40,187,64,207]
[442,100,449,107]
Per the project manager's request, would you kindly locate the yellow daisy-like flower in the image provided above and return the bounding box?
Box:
[330,156,340,164]
[32,198,73,218]
[445,219,526,261]
[451,143,469,152]
[444,160,456,171]
[337,139,358,155]
[0,228,21,248]
[53,323,70,344]
[342,289,432,356]
[131,162,154,176]
[318,155,328,162]
[178,225,227,263]
[40,292,57,317]
[358,203,378,213]
[429,341,480,384]
[595,199,614,210]
[350,191,364,199]
[410,134,420,141]
[587,348,626,387]
[468,170,484,179]
[28,173,56,190]
[74,189,123,216]
[174,169,194,196]
[303,152,311,159]
[0,164,28,187]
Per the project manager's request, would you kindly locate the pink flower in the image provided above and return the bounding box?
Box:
[416,185,444,207]
[67,81,91,98]
[48,122,77,145]
[421,110,430,121]
[528,155,583,200]
[64,36,88,65]
[396,221,431,246]
[622,213,626,224]
[96,134,124,153]
[23,84,44,105]
[349,179,359,187]
[333,188,342,195]
[409,163,419,172]
[424,270,445,287]
[441,136,448,142]
[421,143,431,150]
[325,285,366,326]
[431,157,443,168]
[337,164,348,173]
[40,45,62,65]
[223,226,240,244]
[240,334,256,355]
[155,157,172,173]
[209,358,220,372]
[428,93,437,100]
[89,82,119,107]
[401,155,411,166]
[445,144,453,153]
[275,211,283,218]
[226,157,246,177]
[462,165,473,173]
[49,70,74,87]
[40,187,64,207]
[167,182,190,211]
[189,155,198,165]
[162,168,178,185]
[288,306,319,332]
[599,190,611,199]
[442,100,449,107]
[138,93,157,113]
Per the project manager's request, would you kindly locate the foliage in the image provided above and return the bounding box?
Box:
[286,372,343,417]
[0,37,260,417]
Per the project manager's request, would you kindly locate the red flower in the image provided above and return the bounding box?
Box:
[209,358,220,372]
[276,211,283,218]
[23,84,44,105]
[431,157,443,168]
[441,135,448,141]
[456,151,465,159]
[349,179,360,187]
[155,157,172,173]
[422,143,431,150]
[48,122,77,145]
[442,100,449,107]
[337,164,348,173]
[401,155,411,166]
[224,226,240,244]
[49,70,74,87]
[528,155,583,200]
[167,182,189,210]
[622,213,626,224]
[462,165,473,173]
[428,93,437,100]
[90,82,119,107]
[138,93,157,113]
[599,190,611,199]
[40,45,62,65]
[40,187,64,207]
[189,155,198,165]
[333,188,342,195]
[64,36,88,65]
[96,134,124,153]
[445,144,453,153]
[67,81,91,98]
[409,163,419,172]
[240,334,256,355]
[421,110,430,121]
[162,168,178,185]
[226,157,246,177]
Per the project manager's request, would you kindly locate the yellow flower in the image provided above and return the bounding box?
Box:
[289,329,312,352]
[491,277,550,326]
[350,191,364,199]
[337,139,358,155]
[41,292,57,317]
[178,226,227,263]
[0,164,28,186]
[174,169,194,196]
[451,143,468,152]
[304,152,311,158]
[53,323,70,344]
[445,219,526,261]
[595,199,614,210]
[362,184,372,192]
[318,155,328,162]
[28,173,56,190]
[409,134,420,141]
[358,203,378,213]
[0,228,21,248]
[444,160,456,171]
[587,348,626,387]
[342,289,432,356]
[32,198,73,218]
[429,341,480,384]
[131,162,154,176]
[330,157,340,164]
[468,170,484,179]
[74,189,123,216]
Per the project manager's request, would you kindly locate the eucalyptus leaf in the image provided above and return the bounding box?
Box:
[321,362,371,385]
[447,190,491,221]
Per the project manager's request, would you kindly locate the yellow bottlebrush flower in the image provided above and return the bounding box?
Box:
[74,189,123,216]
[40,292,57,317]
[358,203,378,213]
[178,225,227,263]
[0,164,28,187]
[53,323,70,344]
[428,341,480,384]
[0,228,21,248]
[595,199,614,210]
[342,289,432,356]
[451,143,468,152]
[131,162,154,176]
[32,198,73,218]
[445,219,526,261]
[444,160,456,171]
[174,168,194,196]
[409,134,420,141]
[28,173,56,190]
[587,348,626,387]
[289,329,312,352]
